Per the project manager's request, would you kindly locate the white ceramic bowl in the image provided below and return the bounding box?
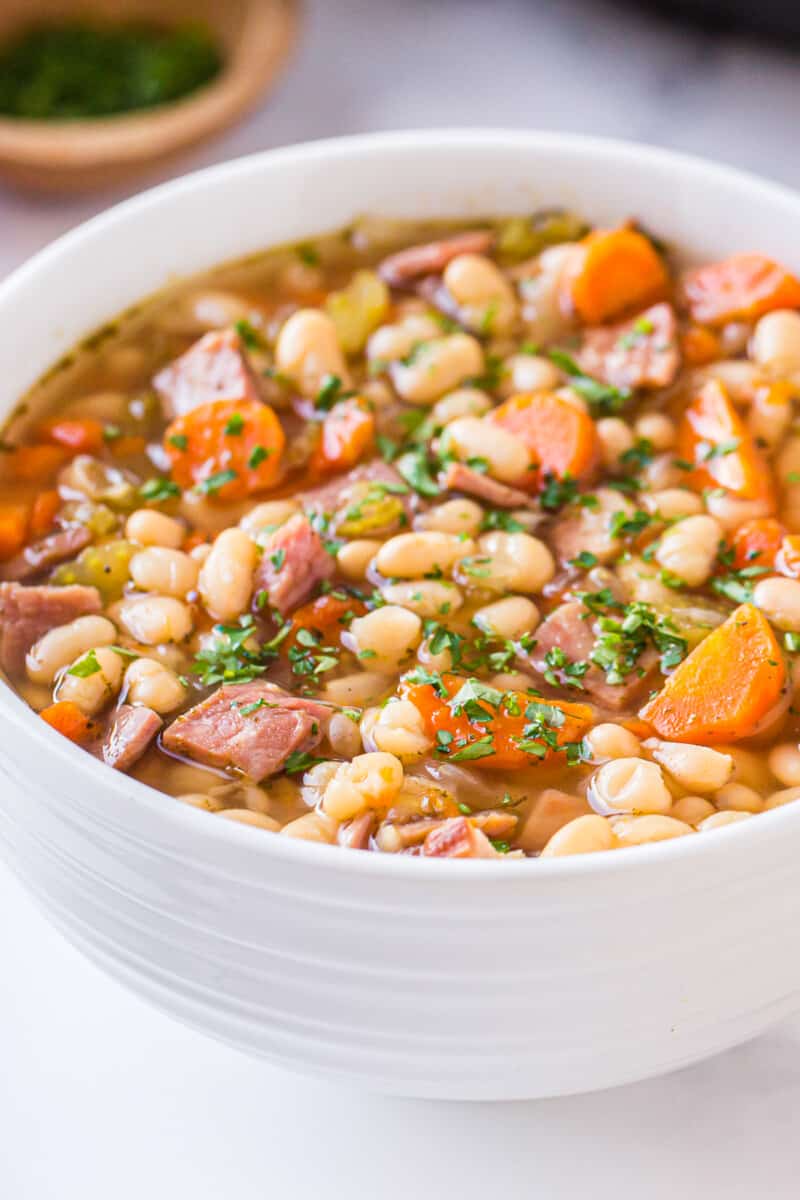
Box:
[2,130,800,1101]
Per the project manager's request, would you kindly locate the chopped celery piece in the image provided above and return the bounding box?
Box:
[325,270,389,355]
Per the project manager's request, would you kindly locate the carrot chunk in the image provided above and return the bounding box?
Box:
[109,435,147,459]
[40,417,104,455]
[164,398,285,501]
[310,398,375,475]
[40,701,94,744]
[9,444,69,483]
[563,228,669,325]
[680,325,721,366]
[678,380,775,506]
[640,604,787,743]
[29,490,61,538]
[402,672,593,770]
[728,517,785,572]
[683,253,800,326]
[0,504,29,560]
[488,391,598,487]
[284,593,367,652]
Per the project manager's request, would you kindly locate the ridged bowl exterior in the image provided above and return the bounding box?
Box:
[2,131,800,1099]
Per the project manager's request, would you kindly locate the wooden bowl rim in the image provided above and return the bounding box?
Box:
[0,0,300,169]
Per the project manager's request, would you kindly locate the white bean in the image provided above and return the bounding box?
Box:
[275,308,350,398]
[376,531,473,579]
[697,811,752,832]
[748,385,792,449]
[596,417,635,469]
[125,509,184,549]
[124,657,186,714]
[644,738,733,793]
[713,783,764,813]
[634,413,676,450]
[753,575,800,631]
[442,415,532,484]
[751,309,800,372]
[380,579,463,618]
[390,334,484,405]
[239,500,299,539]
[610,814,693,845]
[462,531,555,594]
[655,514,722,587]
[281,812,338,842]
[322,751,404,820]
[416,636,453,674]
[342,606,422,672]
[26,615,116,685]
[431,388,493,427]
[219,809,280,831]
[768,742,800,788]
[764,786,800,810]
[642,488,703,520]
[129,547,198,598]
[589,758,672,816]
[472,595,539,641]
[704,490,772,534]
[116,595,193,645]
[417,498,484,537]
[56,646,123,716]
[321,672,391,707]
[583,723,641,763]
[499,353,561,397]
[540,814,616,857]
[442,253,518,335]
[198,528,257,622]
[367,699,434,761]
[670,795,715,825]
[336,539,382,581]
[326,711,363,759]
[367,314,441,364]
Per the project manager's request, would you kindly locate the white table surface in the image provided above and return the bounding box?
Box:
[4,1,800,1194]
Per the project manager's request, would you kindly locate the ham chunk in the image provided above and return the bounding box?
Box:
[102,705,162,773]
[528,600,659,711]
[516,788,591,853]
[162,681,331,781]
[252,513,334,617]
[0,526,91,583]
[439,461,532,509]
[577,303,679,391]
[378,230,494,288]
[422,816,500,858]
[153,328,262,418]
[0,582,101,676]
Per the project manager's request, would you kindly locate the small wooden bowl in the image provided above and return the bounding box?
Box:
[0,0,300,192]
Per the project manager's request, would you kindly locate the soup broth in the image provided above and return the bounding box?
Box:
[3,213,800,858]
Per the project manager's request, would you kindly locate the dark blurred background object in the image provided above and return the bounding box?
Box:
[644,0,800,39]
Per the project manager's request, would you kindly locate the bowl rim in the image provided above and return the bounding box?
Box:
[3,125,800,880]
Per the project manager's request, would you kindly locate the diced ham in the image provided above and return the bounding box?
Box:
[338,811,375,851]
[577,302,680,391]
[422,816,501,858]
[516,788,591,853]
[438,461,532,509]
[300,458,414,536]
[102,704,163,773]
[385,810,517,849]
[252,513,334,617]
[528,600,660,711]
[153,328,262,418]
[378,231,494,288]
[0,582,101,677]
[162,681,331,781]
[0,526,91,583]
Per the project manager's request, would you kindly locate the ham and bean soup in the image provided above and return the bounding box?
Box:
[5,213,800,859]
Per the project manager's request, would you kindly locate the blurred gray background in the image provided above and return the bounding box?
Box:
[2,0,798,275]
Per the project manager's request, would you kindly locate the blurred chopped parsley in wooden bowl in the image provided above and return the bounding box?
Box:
[0,0,300,192]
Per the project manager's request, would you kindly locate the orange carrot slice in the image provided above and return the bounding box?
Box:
[311,398,375,475]
[563,228,669,325]
[680,325,721,366]
[678,381,775,506]
[29,490,61,539]
[40,701,94,744]
[488,391,598,487]
[164,398,285,501]
[9,444,69,483]
[284,593,367,653]
[683,253,800,326]
[728,517,785,572]
[0,504,29,560]
[40,417,104,455]
[402,672,592,770]
[640,604,787,743]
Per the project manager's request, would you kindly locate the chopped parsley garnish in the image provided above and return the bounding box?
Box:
[196,469,238,495]
[395,448,441,497]
[167,433,188,451]
[712,564,771,604]
[616,316,655,350]
[785,632,800,653]
[450,735,496,762]
[103,423,123,442]
[608,509,652,539]
[315,373,355,411]
[140,477,180,502]
[270,548,286,572]
[548,349,631,415]
[543,645,589,689]
[376,434,399,462]
[620,437,654,470]
[700,437,740,461]
[224,412,245,436]
[288,627,340,679]
[193,616,286,686]
[539,471,580,512]
[284,750,325,775]
[424,621,466,668]
[569,550,598,569]
[234,318,266,350]
[248,444,270,469]
[588,599,688,684]
[481,509,527,533]
[67,649,101,677]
